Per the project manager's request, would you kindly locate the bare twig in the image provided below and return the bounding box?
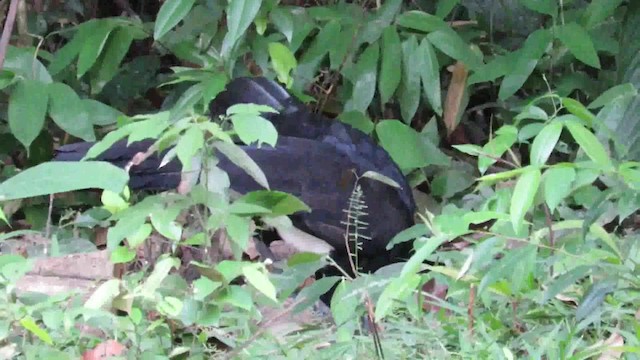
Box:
[0,0,20,69]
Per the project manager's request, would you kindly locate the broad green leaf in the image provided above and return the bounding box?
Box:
[543,166,576,211]
[83,99,123,126]
[344,42,379,113]
[231,113,278,147]
[396,11,449,32]
[270,8,294,43]
[111,246,136,263]
[93,26,135,93]
[588,83,637,109]
[510,167,541,232]
[398,36,421,123]
[556,22,601,69]
[468,53,516,84]
[436,0,460,18]
[101,190,129,214]
[301,20,340,64]
[154,0,196,39]
[376,120,449,170]
[338,111,374,134]
[213,141,269,189]
[176,126,204,170]
[520,0,557,16]
[48,82,95,141]
[5,46,52,83]
[582,0,625,29]
[530,121,563,166]
[141,257,181,297]
[379,26,402,104]
[419,38,442,115]
[565,121,612,170]
[127,224,152,248]
[427,29,483,70]
[0,162,129,201]
[221,0,262,57]
[77,21,116,78]
[150,208,182,242]
[226,214,251,249]
[499,29,552,99]
[8,79,48,150]
[268,42,297,87]
[243,264,277,301]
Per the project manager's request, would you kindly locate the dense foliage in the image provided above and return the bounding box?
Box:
[0,0,639,358]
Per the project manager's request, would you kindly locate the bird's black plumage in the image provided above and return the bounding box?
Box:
[55,77,416,292]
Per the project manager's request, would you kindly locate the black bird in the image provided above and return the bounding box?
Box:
[55,77,416,298]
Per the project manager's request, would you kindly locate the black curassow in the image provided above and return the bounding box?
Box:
[55,77,417,302]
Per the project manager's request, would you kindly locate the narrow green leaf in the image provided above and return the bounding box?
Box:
[398,36,421,123]
[20,317,53,345]
[221,0,263,57]
[576,281,616,321]
[561,97,596,126]
[565,121,612,170]
[556,22,601,69]
[499,29,552,100]
[542,266,591,303]
[243,265,277,301]
[154,0,196,40]
[93,26,134,93]
[396,11,449,32]
[427,29,483,70]
[213,141,269,189]
[8,79,48,150]
[300,20,340,64]
[345,42,379,113]
[376,120,449,170]
[0,207,7,225]
[510,167,541,232]
[379,26,402,104]
[418,38,442,115]
[530,121,563,166]
[48,22,95,76]
[401,234,449,276]
[77,21,116,78]
[543,166,576,211]
[48,82,95,141]
[0,162,129,201]
[587,83,637,109]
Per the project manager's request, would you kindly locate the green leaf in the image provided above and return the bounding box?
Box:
[84,279,121,309]
[587,83,637,109]
[419,38,442,115]
[234,190,310,216]
[542,266,591,303]
[154,0,196,39]
[141,257,180,297]
[556,22,601,69]
[565,121,613,170]
[270,8,294,43]
[398,36,421,123]
[243,264,277,301]
[344,42,379,113]
[379,26,402,105]
[301,20,341,64]
[396,11,449,32]
[338,111,374,134]
[47,82,95,141]
[268,42,297,87]
[543,166,576,211]
[427,29,483,70]
[19,317,53,345]
[562,98,596,127]
[93,26,134,93]
[0,207,7,225]
[468,53,515,85]
[436,0,460,18]
[77,21,116,78]
[401,234,449,276]
[478,125,518,174]
[375,273,421,320]
[47,22,95,76]
[110,246,136,263]
[8,79,48,150]
[530,121,563,166]
[176,126,204,170]
[376,120,449,171]
[576,281,616,322]
[499,29,552,100]
[520,0,557,16]
[231,113,278,147]
[83,99,123,126]
[221,0,262,57]
[213,141,269,189]
[510,167,541,232]
[225,214,251,249]
[0,162,129,201]
[582,0,625,29]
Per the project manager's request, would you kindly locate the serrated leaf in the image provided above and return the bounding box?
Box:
[419,38,442,115]
[510,167,541,232]
[154,0,196,39]
[556,22,601,69]
[48,82,95,141]
[565,121,612,170]
[543,166,576,211]
[345,42,379,113]
[379,26,402,104]
[0,162,128,201]
[8,79,48,151]
[530,121,563,166]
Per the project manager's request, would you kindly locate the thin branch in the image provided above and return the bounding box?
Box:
[0,0,20,69]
